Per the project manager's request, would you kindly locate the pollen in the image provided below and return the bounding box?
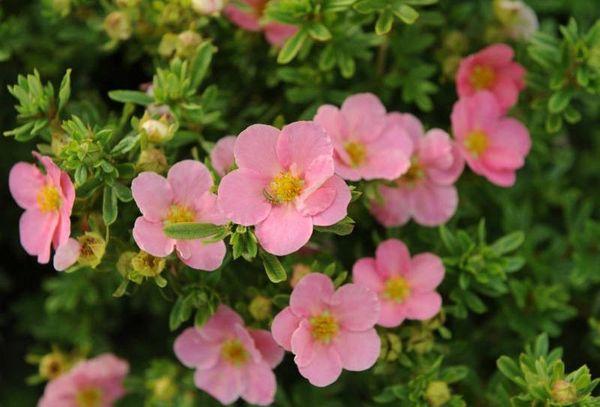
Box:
[383,276,411,303]
[221,339,249,366]
[265,171,304,204]
[399,158,425,186]
[464,130,489,157]
[76,387,102,407]
[344,141,367,167]
[37,185,62,213]
[165,204,196,225]
[309,312,339,344]
[469,65,496,90]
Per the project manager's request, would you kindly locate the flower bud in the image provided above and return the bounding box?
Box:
[192,0,226,15]
[137,148,168,174]
[39,351,69,380]
[290,263,312,288]
[551,380,577,404]
[52,0,71,16]
[117,251,137,276]
[150,376,177,401]
[425,381,451,407]
[407,327,434,354]
[140,113,175,144]
[176,31,202,58]
[249,296,272,321]
[158,33,179,58]
[131,251,166,279]
[104,11,132,41]
[494,0,538,41]
[76,232,106,268]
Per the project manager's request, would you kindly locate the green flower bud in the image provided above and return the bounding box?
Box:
[551,380,577,404]
[139,113,176,144]
[52,0,71,16]
[249,296,272,321]
[425,381,451,407]
[104,11,132,41]
[150,376,177,401]
[176,31,202,58]
[137,148,168,174]
[407,327,434,354]
[117,251,137,277]
[159,33,179,58]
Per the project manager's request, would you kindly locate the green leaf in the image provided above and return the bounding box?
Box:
[190,42,215,89]
[393,4,419,24]
[58,69,71,113]
[307,23,332,41]
[112,182,133,202]
[102,185,118,226]
[163,223,226,240]
[375,12,394,35]
[490,232,524,255]
[314,216,355,236]
[111,134,140,155]
[260,251,287,283]
[496,356,523,383]
[108,90,153,106]
[548,91,572,113]
[169,294,195,331]
[278,29,309,64]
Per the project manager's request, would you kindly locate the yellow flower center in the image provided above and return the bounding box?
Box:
[464,130,489,157]
[399,158,425,186]
[344,141,367,167]
[221,339,249,366]
[76,387,102,407]
[265,171,304,204]
[469,65,496,90]
[309,312,339,344]
[165,204,196,224]
[383,276,411,303]
[37,185,62,213]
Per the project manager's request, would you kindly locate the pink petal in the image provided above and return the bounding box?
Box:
[167,160,213,207]
[200,305,245,341]
[290,320,315,367]
[53,238,81,271]
[388,112,424,144]
[20,209,58,264]
[404,292,442,320]
[375,239,411,278]
[297,343,343,387]
[52,209,72,250]
[297,186,336,217]
[234,124,282,177]
[409,183,459,227]
[217,169,272,226]
[378,300,407,328]
[418,129,454,169]
[241,361,277,405]
[254,204,313,256]
[194,193,228,225]
[210,136,237,176]
[174,327,220,369]
[290,273,335,317]
[334,329,380,371]
[33,152,62,186]
[361,147,411,181]
[276,121,333,175]
[369,185,411,227]
[485,118,531,169]
[9,162,44,209]
[406,253,445,293]
[478,43,514,65]
[224,4,261,31]
[480,167,517,187]
[352,258,384,293]
[311,176,351,227]
[249,329,284,369]
[340,93,387,143]
[59,170,75,212]
[426,140,464,185]
[491,77,520,112]
[314,105,347,142]
[300,155,335,197]
[194,361,244,405]
[132,217,175,257]
[131,172,173,222]
[264,23,298,47]
[176,239,226,271]
[271,307,301,351]
[330,283,380,331]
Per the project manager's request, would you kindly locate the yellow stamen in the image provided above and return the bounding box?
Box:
[399,158,425,186]
[37,185,62,213]
[221,339,249,366]
[265,171,304,204]
[464,130,489,157]
[165,204,196,224]
[344,141,367,167]
[309,312,339,344]
[383,276,411,303]
[469,65,496,90]
[76,387,102,407]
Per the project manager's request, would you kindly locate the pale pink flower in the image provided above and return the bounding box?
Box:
[192,0,225,15]
[353,239,444,328]
[314,93,413,181]
[451,91,531,187]
[53,238,81,271]
[210,136,236,176]
[38,353,129,407]
[9,152,75,264]
[369,113,464,227]
[456,43,525,112]
[174,305,284,405]
[217,122,351,256]
[271,273,380,387]
[225,0,298,46]
[132,160,227,271]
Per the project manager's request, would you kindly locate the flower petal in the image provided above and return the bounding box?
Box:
[53,238,81,271]
[276,121,333,175]
[378,300,407,328]
[409,183,459,227]
[241,361,277,405]
[290,273,335,317]
[131,172,173,222]
[271,307,301,351]
[352,258,384,293]
[406,253,445,293]
[334,329,380,371]
[194,192,228,225]
[290,320,315,367]
[375,239,411,278]
[404,292,442,320]
[314,104,347,142]
[174,327,220,369]
[167,160,213,207]
[20,209,58,264]
[210,136,237,176]
[254,204,313,256]
[297,343,342,387]
[200,305,245,341]
[234,124,282,176]
[311,176,351,227]
[369,185,411,227]
[9,162,44,209]
[340,93,387,142]
[132,217,175,257]
[297,185,336,217]
[249,329,284,369]
[331,283,380,331]
[176,239,226,271]
[217,169,272,226]
[194,361,244,405]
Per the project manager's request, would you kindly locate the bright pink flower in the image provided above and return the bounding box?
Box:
[217,122,351,256]
[456,43,525,112]
[38,353,129,407]
[174,305,284,405]
[225,0,298,46]
[210,136,237,176]
[271,273,381,387]
[369,113,464,227]
[53,238,81,271]
[9,152,75,264]
[132,160,227,271]
[451,91,531,187]
[314,93,413,181]
[352,239,444,328]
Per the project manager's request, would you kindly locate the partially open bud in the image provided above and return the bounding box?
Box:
[39,350,70,380]
[131,251,166,280]
[425,381,451,407]
[139,113,176,144]
[104,11,132,41]
[551,380,577,404]
[494,0,538,41]
[290,264,312,288]
[77,232,107,268]
[137,147,168,174]
[192,0,226,15]
[249,296,272,321]
[176,31,202,58]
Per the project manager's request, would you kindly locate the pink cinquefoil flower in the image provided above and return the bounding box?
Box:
[353,239,444,328]
[271,273,381,387]
[132,160,227,271]
[314,93,413,181]
[225,0,298,46]
[210,136,237,176]
[174,305,284,405]
[217,122,351,256]
[369,113,464,227]
[9,152,75,264]
[456,43,525,112]
[38,354,129,407]
[451,91,531,187]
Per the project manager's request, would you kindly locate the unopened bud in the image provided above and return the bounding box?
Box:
[137,148,168,173]
[290,264,312,287]
[551,380,577,404]
[150,376,177,401]
[104,11,132,41]
[176,31,202,58]
[249,296,272,321]
[140,113,175,143]
[158,33,178,58]
[52,0,71,16]
[425,381,451,407]
[192,0,226,15]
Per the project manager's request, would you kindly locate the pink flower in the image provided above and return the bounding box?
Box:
[9,152,75,264]
[132,160,227,271]
[271,273,381,387]
[38,353,129,407]
[451,91,531,187]
[369,113,464,227]
[210,136,237,176]
[217,122,351,256]
[174,305,284,405]
[225,0,298,46]
[456,43,525,112]
[314,93,413,181]
[352,239,444,328]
